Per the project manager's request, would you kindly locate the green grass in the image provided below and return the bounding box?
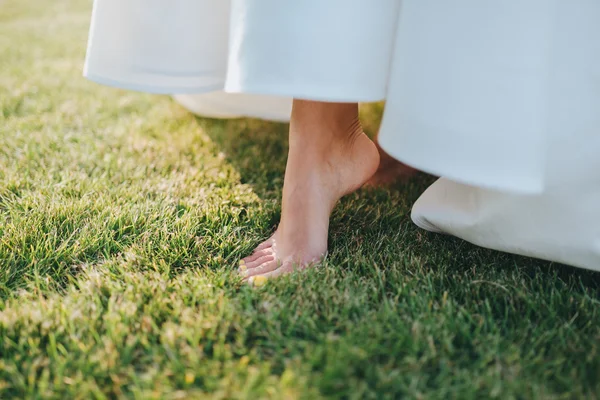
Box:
[1,0,600,398]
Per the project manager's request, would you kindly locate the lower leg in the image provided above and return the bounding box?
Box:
[239,100,380,284]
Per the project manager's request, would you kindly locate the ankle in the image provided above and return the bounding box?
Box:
[289,115,364,157]
[290,100,360,141]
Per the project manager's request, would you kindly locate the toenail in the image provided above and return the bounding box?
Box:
[250,276,268,287]
[240,269,248,277]
[239,260,245,266]
[239,264,247,272]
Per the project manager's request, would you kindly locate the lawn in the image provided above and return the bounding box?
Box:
[1,0,600,398]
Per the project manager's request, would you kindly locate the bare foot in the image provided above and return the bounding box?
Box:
[239,101,380,285]
[366,141,417,187]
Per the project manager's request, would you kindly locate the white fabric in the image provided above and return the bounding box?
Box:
[84,0,234,93]
[412,2,600,271]
[84,0,600,270]
[378,1,552,192]
[84,0,573,193]
[173,92,291,122]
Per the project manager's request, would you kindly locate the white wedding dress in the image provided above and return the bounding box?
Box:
[84,0,600,271]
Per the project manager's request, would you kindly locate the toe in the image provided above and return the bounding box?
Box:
[254,238,275,252]
[244,254,276,270]
[257,262,296,279]
[247,262,297,286]
[248,275,269,287]
[243,259,279,280]
[242,248,273,264]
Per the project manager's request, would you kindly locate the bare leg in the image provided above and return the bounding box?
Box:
[239,100,380,285]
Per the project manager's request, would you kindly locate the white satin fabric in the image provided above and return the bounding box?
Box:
[173,93,292,122]
[412,2,600,271]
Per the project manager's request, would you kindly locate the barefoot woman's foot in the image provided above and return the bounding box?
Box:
[365,141,417,187]
[239,100,380,285]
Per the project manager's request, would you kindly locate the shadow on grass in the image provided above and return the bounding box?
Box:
[193,116,289,200]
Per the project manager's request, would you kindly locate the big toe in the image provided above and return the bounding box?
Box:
[248,262,295,287]
[242,254,276,271]
[243,259,280,280]
[242,247,274,264]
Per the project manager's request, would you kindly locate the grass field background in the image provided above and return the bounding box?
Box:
[1,1,600,398]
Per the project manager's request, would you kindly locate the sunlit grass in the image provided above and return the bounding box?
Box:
[1,0,599,398]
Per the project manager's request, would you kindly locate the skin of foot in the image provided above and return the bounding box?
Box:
[239,100,380,285]
[366,140,417,186]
